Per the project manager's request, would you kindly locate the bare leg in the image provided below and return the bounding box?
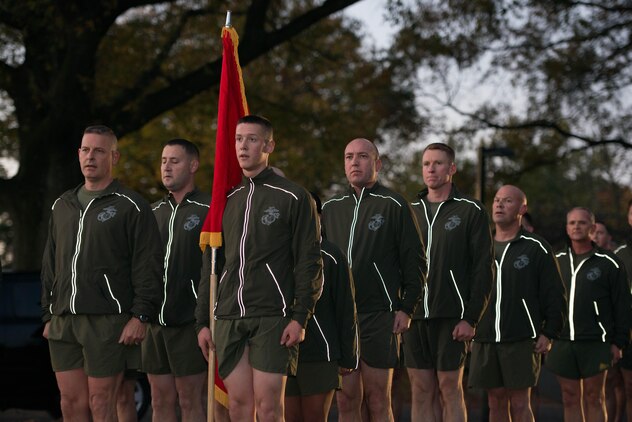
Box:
[116,378,138,422]
[487,387,509,422]
[507,388,534,422]
[336,370,362,422]
[174,372,207,422]
[407,368,440,422]
[148,374,178,422]
[223,346,255,421]
[361,364,394,421]
[557,376,584,422]
[55,368,91,422]
[252,367,286,422]
[437,367,466,422]
[583,371,607,422]
[87,372,124,422]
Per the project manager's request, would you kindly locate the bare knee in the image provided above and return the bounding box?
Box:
[60,392,90,416]
[364,386,390,414]
[487,389,508,412]
[336,390,361,413]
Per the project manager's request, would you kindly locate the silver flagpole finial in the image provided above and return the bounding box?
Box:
[225,11,232,28]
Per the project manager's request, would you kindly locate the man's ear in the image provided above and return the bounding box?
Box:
[112,150,121,165]
[190,159,200,173]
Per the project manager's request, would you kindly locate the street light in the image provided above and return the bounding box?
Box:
[476,146,514,202]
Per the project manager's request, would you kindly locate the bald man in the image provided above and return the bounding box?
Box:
[321,138,424,421]
[468,185,567,422]
[547,207,630,422]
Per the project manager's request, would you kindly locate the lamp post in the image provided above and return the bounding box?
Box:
[477,146,514,202]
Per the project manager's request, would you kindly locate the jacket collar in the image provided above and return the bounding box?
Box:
[242,167,275,184]
[347,181,381,199]
[417,183,460,202]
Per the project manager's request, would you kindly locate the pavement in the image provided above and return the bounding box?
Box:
[1,367,565,421]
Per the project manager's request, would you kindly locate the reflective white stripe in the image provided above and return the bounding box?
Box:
[263,183,298,200]
[266,263,288,316]
[103,274,122,313]
[595,252,620,269]
[494,243,511,342]
[519,235,548,254]
[594,301,607,342]
[312,316,331,361]
[113,192,141,212]
[227,186,245,198]
[614,244,627,254]
[567,250,589,341]
[346,189,364,268]
[322,195,350,207]
[420,200,445,318]
[237,181,255,317]
[186,199,210,208]
[160,201,178,326]
[369,193,402,206]
[522,298,537,339]
[449,270,465,319]
[70,199,96,313]
[453,197,481,211]
[373,263,393,311]
[190,279,197,300]
[321,249,338,265]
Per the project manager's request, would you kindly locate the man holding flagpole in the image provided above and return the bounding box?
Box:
[196,115,323,421]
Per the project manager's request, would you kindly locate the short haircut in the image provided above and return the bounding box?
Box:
[595,220,609,232]
[84,125,117,148]
[628,198,632,212]
[567,207,595,224]
[237,114,273,141]
[423,143,455,163]
[165,138,200,160]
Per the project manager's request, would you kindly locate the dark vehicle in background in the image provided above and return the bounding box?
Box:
[0,271,151,419]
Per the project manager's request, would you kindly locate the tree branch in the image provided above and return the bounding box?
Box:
[108,0,361,135]
[445,101,632,149]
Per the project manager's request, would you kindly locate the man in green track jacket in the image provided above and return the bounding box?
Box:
[195,115,323,422]
[468,185,567,421]
[547,207,631,422]
[321,138,424,422]
[41,125,163,421]
[403,142,494,422]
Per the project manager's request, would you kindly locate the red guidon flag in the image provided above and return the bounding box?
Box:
[200,24,249,409]
[200,25,249,251]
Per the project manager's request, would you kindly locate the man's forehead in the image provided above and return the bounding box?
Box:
[567,210,591,221]
[162,144,186,157]
[236,123,265,135]
[81,133,112,148]
[422,149,450,161]
[345,139,374,154]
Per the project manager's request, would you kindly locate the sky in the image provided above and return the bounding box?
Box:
[343,0,396,49]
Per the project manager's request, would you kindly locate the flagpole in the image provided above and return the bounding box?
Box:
[207,247,217,422]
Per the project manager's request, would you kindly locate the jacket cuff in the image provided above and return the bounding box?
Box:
[463,316,477,328]
[292,311,309,328]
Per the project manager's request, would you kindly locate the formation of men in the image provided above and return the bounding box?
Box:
[41,119,632,422]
